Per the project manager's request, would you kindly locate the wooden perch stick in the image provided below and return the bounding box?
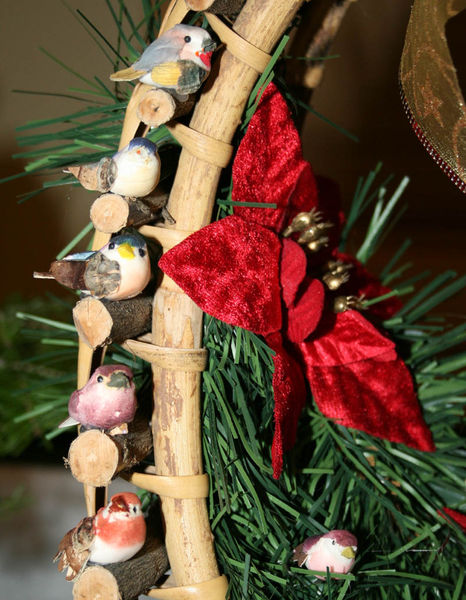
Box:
[68,414,153,487]
[90,193,168,234]
[137,89,195,129]
[150,0,305,589]
[73,536,168,600]
[73,295,153,349]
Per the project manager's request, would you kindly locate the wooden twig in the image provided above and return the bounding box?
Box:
[287,0,357,90]
[90,192,168,234]
[73,295,153,349]
[73,536,168,600]
[136,89,196,129]
[150,0,305,588]
[67,413,153,487]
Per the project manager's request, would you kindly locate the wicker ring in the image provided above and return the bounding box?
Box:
[124,470,210,499]
[121,339,208,372]
[139,224,195,250]
[166,122,233,168]
[148,575,229,599]
[206,12,272,73]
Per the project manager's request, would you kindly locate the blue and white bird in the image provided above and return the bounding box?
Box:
[65,138,160,199]
[34,232,151,301]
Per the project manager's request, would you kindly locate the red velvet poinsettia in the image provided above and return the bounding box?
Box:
[159,82,434,478]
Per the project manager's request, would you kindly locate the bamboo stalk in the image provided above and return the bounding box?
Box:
[151,0,305,588]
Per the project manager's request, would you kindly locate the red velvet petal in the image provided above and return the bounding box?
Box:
[286,278,325,343]
[266,332,306,479]
[159,215,282,335]
[440,508,466,531]
[300,310,396,367]
[280,239,307,307]
[307,358,435,451]
[232,83,318,233]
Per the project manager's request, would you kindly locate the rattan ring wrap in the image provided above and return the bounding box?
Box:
[206,12,272,72]
[121,339,208,372]
[148,575,229,599]
[138,225,195,250]
[167,122,234,167]
[123,470,209,499]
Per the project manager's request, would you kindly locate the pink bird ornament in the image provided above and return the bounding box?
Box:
[293,530,357,579]
[54,492,146,580]
[59,365,136,434]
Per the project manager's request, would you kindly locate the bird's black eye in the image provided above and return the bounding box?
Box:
[108,242,115,250]
[138,248,146,257]
[332,540,336,545]
[184,35,191,43]
[97,375,104,383]
[132,506,138,513]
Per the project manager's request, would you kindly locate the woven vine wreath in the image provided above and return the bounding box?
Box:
[69,1,307,598]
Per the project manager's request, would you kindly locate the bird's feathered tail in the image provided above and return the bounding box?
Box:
[110,67,147,81]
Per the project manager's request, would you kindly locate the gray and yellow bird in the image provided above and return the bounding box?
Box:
[110,24,216,97]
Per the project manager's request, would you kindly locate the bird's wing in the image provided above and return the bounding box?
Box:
[110,66,147,81]
[54,517,94,581]
[84,252,120,298]
[292,543,308,567]
[48,259,88,290]
[150,61,184,87]
[133,39,180,71]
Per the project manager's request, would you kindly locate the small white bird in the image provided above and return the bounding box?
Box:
[110,24,216,97]
[293,530,357,578]
[65,137,160,199]
[54,492,146,580]
[34,232,151,301]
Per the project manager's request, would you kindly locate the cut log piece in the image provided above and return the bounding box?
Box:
[90,192,169,234]
[73,295,153,349]
[73,536,168,600]
[68,414,153,487]
[137,89,195,129]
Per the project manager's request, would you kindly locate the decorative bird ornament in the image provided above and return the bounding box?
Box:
[54,492,146,581]
[65,137,160,198]
[59,364,136,433]
[293,530,357,578]
[110,24,216,97]
[34,232,151,301]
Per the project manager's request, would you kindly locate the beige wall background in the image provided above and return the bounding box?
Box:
[1,1,464,310]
